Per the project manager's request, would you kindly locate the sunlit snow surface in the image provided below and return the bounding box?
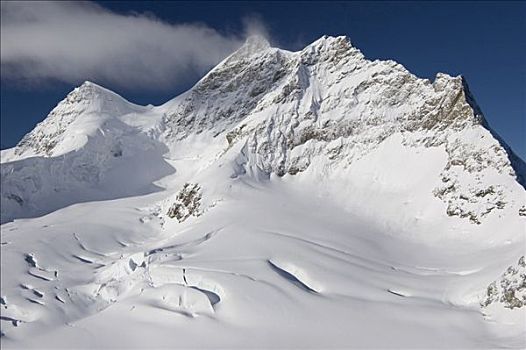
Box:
[2,155,524,348]
[1,36,525,348]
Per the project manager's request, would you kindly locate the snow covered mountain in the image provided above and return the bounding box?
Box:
[1,35,525,348]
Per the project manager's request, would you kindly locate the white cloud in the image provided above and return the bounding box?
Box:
[0,1,263,90]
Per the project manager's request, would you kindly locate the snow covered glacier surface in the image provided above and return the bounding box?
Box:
[1,36,525,348]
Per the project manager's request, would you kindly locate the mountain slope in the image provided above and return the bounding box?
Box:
[1,36,525,348]
[0,82,173,223]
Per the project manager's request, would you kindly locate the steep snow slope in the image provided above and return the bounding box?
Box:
[1,36,525,348]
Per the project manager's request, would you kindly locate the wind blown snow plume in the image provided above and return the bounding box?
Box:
[0,1,261,89]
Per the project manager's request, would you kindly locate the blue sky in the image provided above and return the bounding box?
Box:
[1,1,525,159]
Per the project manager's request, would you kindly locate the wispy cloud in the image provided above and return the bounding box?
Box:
[0,1,265,90]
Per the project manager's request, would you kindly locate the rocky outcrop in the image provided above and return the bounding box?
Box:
[482,256,526,310]
[166,183,202,222]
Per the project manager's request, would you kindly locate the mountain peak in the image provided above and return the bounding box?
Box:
[62,80,144,115]
[298,35,361,64]
[9,81,145,159]
[72,80,118,100]
[224,34,271,63]
[243,34,271,50]
[79,80,98,88]
[307,35,352,50]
